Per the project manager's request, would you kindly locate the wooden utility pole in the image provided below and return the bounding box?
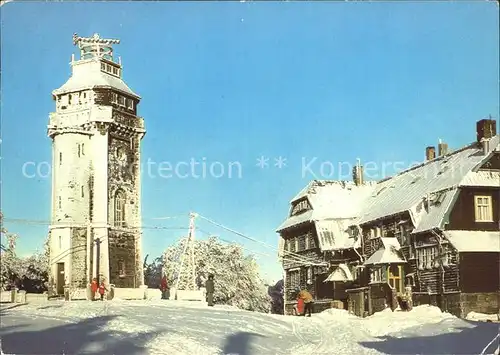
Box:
[95,238,102,284]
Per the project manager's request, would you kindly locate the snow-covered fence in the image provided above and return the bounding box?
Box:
[1,290,48,304]
[176,290,205,302]
[145,288,162,300]
[0,290,16,303]
[111,287,147,300]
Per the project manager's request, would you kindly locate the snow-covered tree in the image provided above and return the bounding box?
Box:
[143,254,163,288]
[162,236,271,312]
[0,212,49,292]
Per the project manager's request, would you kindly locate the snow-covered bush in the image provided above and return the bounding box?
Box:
[162,236,271,313]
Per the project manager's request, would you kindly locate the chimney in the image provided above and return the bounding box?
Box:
[476,118,497,142]
[425,146,436,161]
[352,159,364,186]
[438,139,448,157]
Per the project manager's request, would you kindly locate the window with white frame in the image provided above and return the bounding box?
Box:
[118,260,126,277]
[114,189,126,228]
[417,246,439,270]
[118,95,126,106]
[370,266,386,283]
[288,269,300,293]
[111,92,118,104]
[126,98,134,110]
[370,228,375,239]
[307,266,313,284]
[474,195,493,222]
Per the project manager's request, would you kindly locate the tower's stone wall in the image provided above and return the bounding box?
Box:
[70,227,89,287]
[108,230,137,287]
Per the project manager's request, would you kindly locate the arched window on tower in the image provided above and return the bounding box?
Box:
[114,190,126,228]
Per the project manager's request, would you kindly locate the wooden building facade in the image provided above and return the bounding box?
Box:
[347,118,500,318]
[276,177,376,315]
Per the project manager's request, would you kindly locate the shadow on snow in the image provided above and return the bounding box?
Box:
[0,314,166,354]
[222,331,266,355]
[358,320,499,355]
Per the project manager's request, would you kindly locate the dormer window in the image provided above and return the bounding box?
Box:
[100,61,121,77]
[291,199,310,216]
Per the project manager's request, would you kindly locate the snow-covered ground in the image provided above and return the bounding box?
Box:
[1,301,498,355]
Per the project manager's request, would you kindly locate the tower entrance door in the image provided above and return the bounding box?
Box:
[56,262,65,295]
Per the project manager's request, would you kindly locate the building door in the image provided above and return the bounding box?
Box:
[56,262,65,295]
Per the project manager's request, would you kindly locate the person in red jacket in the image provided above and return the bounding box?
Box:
[160,275,169,299]
[98,281,107,301]
[90,278,98,301]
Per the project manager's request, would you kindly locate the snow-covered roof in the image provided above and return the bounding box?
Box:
[324,264,354,282]
[364,238,406,265]
[276,180,376,233]
[460,170,500,187]
[315,219,357,251]
[355,135,499,234]
[52,59,140,98]
[444,230,500,252]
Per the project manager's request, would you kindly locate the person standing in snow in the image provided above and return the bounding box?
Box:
[90,278,98,301]
[98,280,107,301]
[160,275,169,299]
[298,288,314,317]
[205,274,215,307]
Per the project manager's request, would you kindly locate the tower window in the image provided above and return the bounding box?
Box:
[59,235,62,249]
[81,143,85,155]
[118,260,126,277]
[68,94,72,105]
[81,186,84,198]
[59,152,63,165]
[58,196,62,209]
[126,99,134,110]
[112,67,118,75]
[78,144,81,157]
[111,93,118,104]
[118,96,125,106]
[114,189,126,228]
[101,63,106,71]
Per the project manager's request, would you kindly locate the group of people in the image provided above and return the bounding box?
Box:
[90,278,108,301]
[158,273,216,307]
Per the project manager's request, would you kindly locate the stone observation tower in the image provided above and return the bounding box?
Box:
[47,33,146,294]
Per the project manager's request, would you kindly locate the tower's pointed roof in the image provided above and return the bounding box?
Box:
[52,64,140,99]
[52,33,140,99]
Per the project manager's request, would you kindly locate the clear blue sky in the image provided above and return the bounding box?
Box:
[1,2,498,281]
